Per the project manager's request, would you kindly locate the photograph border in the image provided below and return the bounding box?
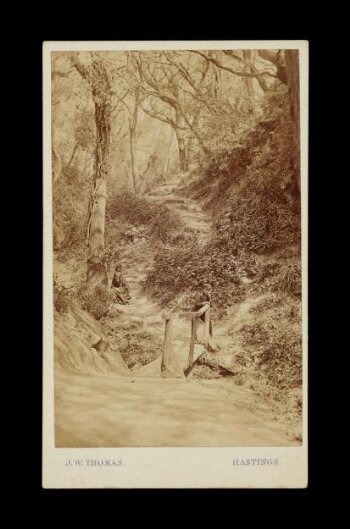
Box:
[43,40,308,489]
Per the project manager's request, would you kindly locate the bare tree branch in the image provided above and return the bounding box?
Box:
[250,62,269,91]
[258,49,280,66]
[258,50,288,84]
[140,101,179,129]
[178,86,210,110]
[222,50,244,62]
[140,87,178,108]
[70,55,91,82]
[190,50,278,79]
[175,99,210,155]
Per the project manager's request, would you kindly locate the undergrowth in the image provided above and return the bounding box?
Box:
[238,295,302,391]
[145,95,301,315]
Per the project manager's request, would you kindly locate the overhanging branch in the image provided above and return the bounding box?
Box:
[190,50,278,80]
[140,101,182,129]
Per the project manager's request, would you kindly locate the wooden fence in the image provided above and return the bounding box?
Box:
[161,302,214,376]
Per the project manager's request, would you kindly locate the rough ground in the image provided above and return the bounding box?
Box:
[55,370,297,447]
[54,177,301,447]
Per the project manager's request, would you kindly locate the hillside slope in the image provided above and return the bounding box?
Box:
[53,174,302,447]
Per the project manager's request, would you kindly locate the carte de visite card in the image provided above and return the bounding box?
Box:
[43,40,308,488]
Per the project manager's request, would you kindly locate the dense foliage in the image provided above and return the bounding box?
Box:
[146,93,301,317]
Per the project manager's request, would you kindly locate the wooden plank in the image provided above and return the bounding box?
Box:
[198,355,236,376]
[174,304,209,319]
[161,314,173,372]
[207,335,220,352]
[184,346,205,377]
[188,317,198,367]
[177,311,197,319]
[196,303,210,317]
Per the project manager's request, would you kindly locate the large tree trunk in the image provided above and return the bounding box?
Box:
[243,50,254,113]
[285,50,300,136]
[249,52,268,92]
[129,126,138,193]
[71,54,112,288]
[129,95,140,193]
[162,128,174,180]
[174,125,188,172]
[285,50,301,196]
[87,177,107,285]
[87,99,111,286]
[255,49,300,197]
[178,137,188,171]
[177,134,188,172]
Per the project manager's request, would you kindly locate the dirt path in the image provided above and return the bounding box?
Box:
[110,179,214,373]
[55,370,296,447]
[146,180,212,245]
[55,179,297,447]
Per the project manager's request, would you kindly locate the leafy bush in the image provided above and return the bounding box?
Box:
[239,298,302,389]
[53,277,71,313]
[149,207,188,244]
[215,140,300,254]
[146,93,302,314]
[52,166,89,260]
[78,284,115,320]
[108,191,158,226]
[118,329,162,369]
[108,191,191,246]
[190,94,301,254]
[146,236,245,316]
[275,258,301,297]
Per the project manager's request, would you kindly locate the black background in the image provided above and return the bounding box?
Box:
[13,3,332,513]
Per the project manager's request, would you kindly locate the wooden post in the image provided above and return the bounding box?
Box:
[161,311,173,372]
[204,305,211,348]
[188,316,198,367]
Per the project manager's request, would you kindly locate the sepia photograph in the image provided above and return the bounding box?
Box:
[43,41,308,488]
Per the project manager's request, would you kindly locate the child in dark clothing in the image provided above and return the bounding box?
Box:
[193,283,213,339]
[112,264,130,304]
